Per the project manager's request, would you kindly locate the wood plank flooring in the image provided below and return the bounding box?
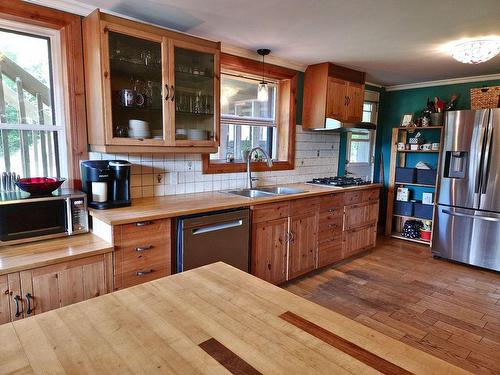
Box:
[284,237,500,375]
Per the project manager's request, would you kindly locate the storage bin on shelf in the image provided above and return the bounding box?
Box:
[416,169,437,185]
[394,201,414,216]
[414,202,433,220]
[395,167,416,183]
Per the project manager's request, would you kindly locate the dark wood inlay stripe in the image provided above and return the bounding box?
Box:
[199,338,262,375]
[280,311,413,375]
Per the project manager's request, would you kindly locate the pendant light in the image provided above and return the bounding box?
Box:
[257,49,270,102]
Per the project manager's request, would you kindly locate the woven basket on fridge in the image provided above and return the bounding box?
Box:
[470,86,500,109]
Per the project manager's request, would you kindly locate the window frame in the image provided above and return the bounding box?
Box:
[202,53,298,174]
[0,1,87,188]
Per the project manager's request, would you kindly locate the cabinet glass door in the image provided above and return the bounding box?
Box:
[106,29,166,144]
[172,44,218,144]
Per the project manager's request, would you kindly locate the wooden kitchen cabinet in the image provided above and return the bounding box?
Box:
[344,200,379,230]
[83,9,220,154]
[113,218,172,289]
[318,193,345,268]
[0,275,11,325]
[303,62,365,129]
[251,197,319,283]
[251,217,288,284]
[1,254,112,323]
[343,224,377,258]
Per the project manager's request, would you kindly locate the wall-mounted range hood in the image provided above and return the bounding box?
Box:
[311,118,376,132]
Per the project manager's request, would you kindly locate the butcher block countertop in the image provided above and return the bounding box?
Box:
[90,183,382,225]
[0,234,113,275]
[0,262,469,375]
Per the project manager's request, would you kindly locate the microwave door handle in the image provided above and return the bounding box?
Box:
[481,127,493,194]
[66,198,73,235]
[475,126,486,195]
[442,209,500,222]
[191,220,243,235]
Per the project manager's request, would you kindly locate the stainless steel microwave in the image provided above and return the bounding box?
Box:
[0,189,89,245]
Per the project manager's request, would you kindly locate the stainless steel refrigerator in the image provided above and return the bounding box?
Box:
[432,109,500,272]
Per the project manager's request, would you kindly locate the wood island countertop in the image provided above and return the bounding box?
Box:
[90,183,383,225]
[0,262,469,374]
[0,233,113,275]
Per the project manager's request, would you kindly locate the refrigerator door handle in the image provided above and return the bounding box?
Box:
[442,209,500,222]
[474,126,486,194]
[481,127,493,194]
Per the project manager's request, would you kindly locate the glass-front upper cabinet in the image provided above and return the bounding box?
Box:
[83,10,220,153]
[104,26,167,145]
[170,41,220,146]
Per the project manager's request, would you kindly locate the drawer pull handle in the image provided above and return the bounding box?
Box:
[328,208,337,213]
[25,293,34,315]
[329,224,338,228]
[136,221,152,227]
[136,245,153,252]
[136,269,154,276]
[14,295,23,317]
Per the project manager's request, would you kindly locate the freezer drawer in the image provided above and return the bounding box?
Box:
[432,205,500,272]
[177,209,250,272]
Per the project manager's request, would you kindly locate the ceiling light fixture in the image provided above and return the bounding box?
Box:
[451,39,500,64]
[257,48,270,102]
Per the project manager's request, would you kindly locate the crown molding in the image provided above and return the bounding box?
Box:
[386,73,500,91]
[24,0,95,15]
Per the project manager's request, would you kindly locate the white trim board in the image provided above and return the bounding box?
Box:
[385,73,500,92]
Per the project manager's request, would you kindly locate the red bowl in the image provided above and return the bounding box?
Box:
[16,177,65,196]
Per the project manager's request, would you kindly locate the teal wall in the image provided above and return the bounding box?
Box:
[374,79,500,225]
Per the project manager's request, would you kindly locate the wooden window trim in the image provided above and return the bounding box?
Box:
[0,0,87,188]
[202,53,297,174]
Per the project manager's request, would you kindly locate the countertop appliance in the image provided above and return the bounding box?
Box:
[0,189,88,245]
[433,109,500,271]
[176,209,250,272]
[80,160,131,209]
[306,176,372,187]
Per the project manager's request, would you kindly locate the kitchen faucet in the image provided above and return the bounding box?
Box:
[246,147,273,189]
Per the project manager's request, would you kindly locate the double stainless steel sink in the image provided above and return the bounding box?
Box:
[225,186,307,198]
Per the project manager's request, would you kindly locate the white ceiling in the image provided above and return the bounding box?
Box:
[57,0,500,85]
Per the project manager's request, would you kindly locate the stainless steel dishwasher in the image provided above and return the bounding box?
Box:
[176,208,250,272]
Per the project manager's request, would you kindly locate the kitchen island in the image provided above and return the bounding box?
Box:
[0,262,470,374]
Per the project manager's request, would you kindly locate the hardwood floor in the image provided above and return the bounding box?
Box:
[284,236,500,375]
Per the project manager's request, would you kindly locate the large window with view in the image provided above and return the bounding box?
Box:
[211,74,278,161]
[0,22,66,180]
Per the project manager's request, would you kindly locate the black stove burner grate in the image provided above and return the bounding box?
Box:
[307,176,371,187]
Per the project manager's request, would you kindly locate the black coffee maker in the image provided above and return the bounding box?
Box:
[80,160,132,209]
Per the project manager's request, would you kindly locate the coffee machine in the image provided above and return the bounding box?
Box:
[80,160,131,209]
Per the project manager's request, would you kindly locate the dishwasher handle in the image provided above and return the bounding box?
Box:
[191,220,243,235]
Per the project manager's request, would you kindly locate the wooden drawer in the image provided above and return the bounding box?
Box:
[318,242,343,268]
[319,209,343,223]
[252,202,289,223]
[319,193,344,212]
[120,219,170,240]
[121,266,170,288]
[362,188,379,202]
[343,224,376,258]
[318,227,342,245]
[344,200,379,230]
[121,243,170,273]
[344,191,362,205]
[290,197,320,216]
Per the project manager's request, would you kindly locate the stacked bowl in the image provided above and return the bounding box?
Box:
[128,119,151,139]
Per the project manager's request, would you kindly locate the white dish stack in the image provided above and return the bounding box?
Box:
[128,119,151,139]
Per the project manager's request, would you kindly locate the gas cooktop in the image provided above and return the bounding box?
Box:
[306,176,372,187]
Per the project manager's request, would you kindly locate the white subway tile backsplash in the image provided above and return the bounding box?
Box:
[89,125,340,199]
